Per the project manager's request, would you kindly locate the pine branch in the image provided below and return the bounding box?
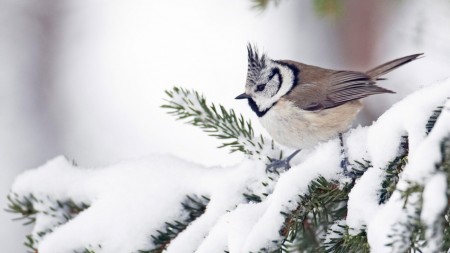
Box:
[5,193,37,225]
[74,249,98,253]
[140,195,210,253]
[379,136,409,204]
[162,87,283,162]
[277,104,448,252]
[386,136,450,252]
[6,192,90,252]
[386,182,425,252]
[8,87,450,252]
[439,136,450,252]
[443,208,450,251]
[313,0,343,17]
[322,223,370,253]
[426,106,444,134]
[378,104,445,205]
[250,0,282,10]
[279,177,354,252]
[24,234,38,253]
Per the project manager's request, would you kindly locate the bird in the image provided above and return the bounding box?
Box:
[236,44,422,171]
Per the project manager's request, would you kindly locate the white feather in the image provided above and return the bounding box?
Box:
[251,60,295,112]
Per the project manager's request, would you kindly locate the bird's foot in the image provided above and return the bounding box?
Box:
[339,133,357,180]
[340,155,357,179]
[266,149,301,174]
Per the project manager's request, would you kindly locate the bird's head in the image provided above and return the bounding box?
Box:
[235,44,298,116]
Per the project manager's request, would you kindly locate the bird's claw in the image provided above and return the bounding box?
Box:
[266,149,301,174]
[266,159,291,174]
[339,133,357,180]
[340,156,357,179]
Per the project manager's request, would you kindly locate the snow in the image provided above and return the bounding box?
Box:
[240,140,343,252]
[366,95,450,252]
[421,172,447,227]
[323,219,347,250]
[347,79,450,234]
[10,136,344,252]
[344,126,370,163]
[421,172,447,253]
[8,75,450,252]
[11,155,262,253]
[5,0,450,251]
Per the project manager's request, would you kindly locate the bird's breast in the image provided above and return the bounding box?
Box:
[259,98,362,149]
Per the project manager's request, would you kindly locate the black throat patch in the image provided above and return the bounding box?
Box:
[247,98,270,117]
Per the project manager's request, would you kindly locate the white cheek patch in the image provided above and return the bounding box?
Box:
[273,63,295,99]
[265,78,279,97]
[255,61,295,111]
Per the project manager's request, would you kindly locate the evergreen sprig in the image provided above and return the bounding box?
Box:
[162,87,283,161]
[141,195,210,253]
[439,136,450,251]
[443,207,450,251]
[426,106,444,134]
[387,183,425,252]
[9,88,450,253]
[323,224,370,253]
[74,248,98,253]
[6,193,90,252]
[5,193,38,225]
[250,0,282,10]
[272,103,448,252]
[386,136,450,252]
[250,0,343,17]
[379,136,409,204]
[279,177,354,252]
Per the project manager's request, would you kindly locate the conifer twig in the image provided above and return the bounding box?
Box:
[161,87,283,161]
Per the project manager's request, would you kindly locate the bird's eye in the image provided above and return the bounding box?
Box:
[256,84,266,92]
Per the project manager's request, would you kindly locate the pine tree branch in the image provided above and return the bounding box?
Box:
[379,136,409,204]
[162,87,284,162]
[439,136,450,252]
[6,192,90,252]
[140,195,210,253]
[250,0,282,11]
[8,87,450,253]
[385,110,450,252]
[323,223,370,253]
[280,177,357,252]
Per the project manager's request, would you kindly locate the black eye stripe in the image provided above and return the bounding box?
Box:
[256,84,266,91]
[268,68,280,81]
[271,68,283,94]
[255,68,282,93]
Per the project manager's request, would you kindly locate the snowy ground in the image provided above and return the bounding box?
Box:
[3,0,450,251]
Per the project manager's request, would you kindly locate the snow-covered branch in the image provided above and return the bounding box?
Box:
[7,79,450,253]
[162,87,284,162]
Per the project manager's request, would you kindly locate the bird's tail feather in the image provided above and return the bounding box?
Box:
[366,53,423,79]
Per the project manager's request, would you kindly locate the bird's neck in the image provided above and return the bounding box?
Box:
[247,98,272,117]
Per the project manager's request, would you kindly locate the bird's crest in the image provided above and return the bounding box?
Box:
[247,43,267,86]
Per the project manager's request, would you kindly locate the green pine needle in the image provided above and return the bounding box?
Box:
[162,86,283,161]
[141,195,210,253]
[6,193,90,252]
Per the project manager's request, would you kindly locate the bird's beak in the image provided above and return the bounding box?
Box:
[235,93,251,100]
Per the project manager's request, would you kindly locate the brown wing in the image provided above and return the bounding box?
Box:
[320,71,394,109]
[281,61,394,111]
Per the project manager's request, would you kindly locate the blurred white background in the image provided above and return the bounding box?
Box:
[2,0,450,251]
